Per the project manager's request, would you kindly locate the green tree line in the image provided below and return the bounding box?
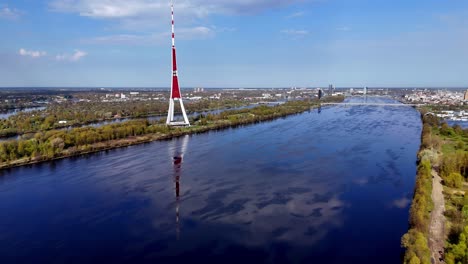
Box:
[401,158,433,264]
[0,99,248,137]
[0,97,344,168]
[402,109,468,264]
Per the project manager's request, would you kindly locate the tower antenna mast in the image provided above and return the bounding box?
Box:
[166,0,190,126]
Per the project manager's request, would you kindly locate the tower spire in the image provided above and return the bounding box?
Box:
[166,0,190,126]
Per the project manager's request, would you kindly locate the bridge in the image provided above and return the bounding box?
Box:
[321,102,422,107]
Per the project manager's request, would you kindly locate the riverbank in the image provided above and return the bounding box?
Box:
[0,97,343,169]
[402,110,468,264]
[401,111,437,264]
[0,101,255,139]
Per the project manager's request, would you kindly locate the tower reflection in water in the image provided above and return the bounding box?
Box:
[172,135,189,240]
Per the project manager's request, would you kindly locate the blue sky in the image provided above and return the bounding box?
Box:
[0,0,467,88]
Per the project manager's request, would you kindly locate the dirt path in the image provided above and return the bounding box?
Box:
[429,170,446,264]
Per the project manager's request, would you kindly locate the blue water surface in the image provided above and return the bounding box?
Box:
[0,97,421,263]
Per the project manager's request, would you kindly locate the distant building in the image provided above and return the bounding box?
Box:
[209,94,221,100]
[464,89,468,101]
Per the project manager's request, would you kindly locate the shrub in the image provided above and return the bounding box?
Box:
[401,229,431,264]
[444,172,463,188]
[445,225,468,264]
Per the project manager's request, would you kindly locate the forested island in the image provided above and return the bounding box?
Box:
[0,96,344,169]
[0,99,249,138]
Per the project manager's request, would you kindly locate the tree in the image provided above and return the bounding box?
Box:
[446,226,467,264]
[444,172,463,188]
[453,124,463,135]
[0,143,7,162]
[408,256,420,264]
[42,116,55,130]
[401,229,431,264]
[463,205,468,221]
[50,137,65,154]
[440,122,455,137]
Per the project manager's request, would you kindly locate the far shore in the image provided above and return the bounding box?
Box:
[0,98,344,170]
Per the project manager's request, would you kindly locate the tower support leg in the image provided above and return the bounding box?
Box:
[166,98,190,126]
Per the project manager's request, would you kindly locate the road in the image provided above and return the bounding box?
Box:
[429,170,446,264]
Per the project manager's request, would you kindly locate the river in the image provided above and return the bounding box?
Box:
[0,107,46,142]
[447,120,468,129]
[0,106,46,119]
[0,97,421,263]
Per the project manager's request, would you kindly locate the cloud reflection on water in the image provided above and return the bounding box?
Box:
[0,97,421,263]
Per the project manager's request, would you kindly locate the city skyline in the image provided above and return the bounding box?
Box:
[1,0,468,87]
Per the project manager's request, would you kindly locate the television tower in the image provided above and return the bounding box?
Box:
[166,0,190,126]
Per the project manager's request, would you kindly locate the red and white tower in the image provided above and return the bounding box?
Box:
[166,0,190,126]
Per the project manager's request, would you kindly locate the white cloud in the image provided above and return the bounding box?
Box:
[18,48,88,61]
[86,26,215,45]
[0,6,22,20]
[176,26,215,39]
[214,26,237,33]
[50,0,303,18]
[18,49,47,58]
[50,0,167,18]
[281,29,309,36]
[49,0,303,30]
[56,50,88,61]
[286,11,305,19]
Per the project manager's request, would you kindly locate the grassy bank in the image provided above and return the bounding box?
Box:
[402,110,468,264]
[0,97,343,169]
[401,112,434,264]
[434,121,468,264]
